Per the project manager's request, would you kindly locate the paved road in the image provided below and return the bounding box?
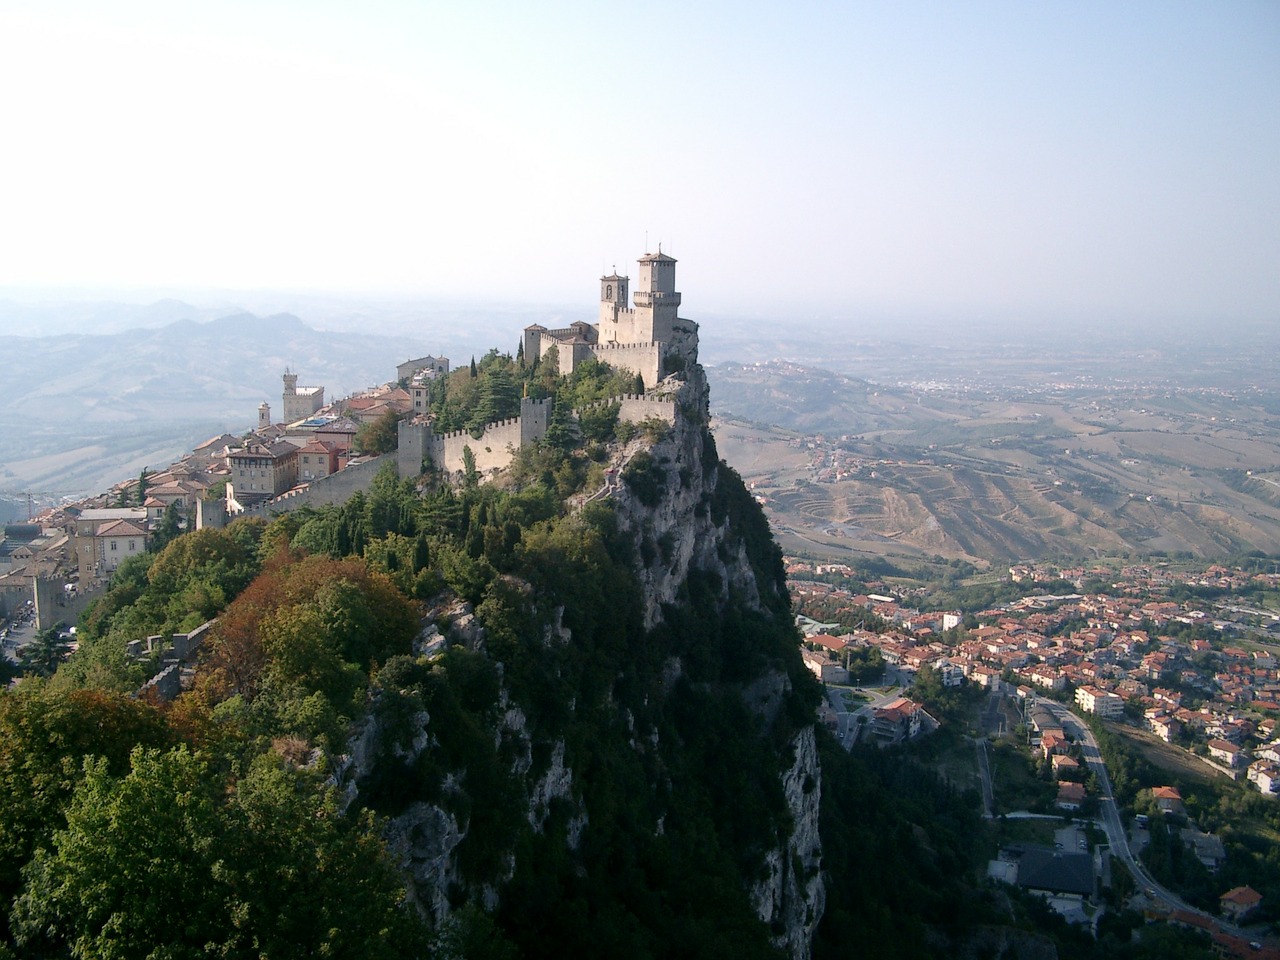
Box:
[975,738,994,817]
[1,613,38,665]
[1035,698,1254,938]
[825,673,909,748]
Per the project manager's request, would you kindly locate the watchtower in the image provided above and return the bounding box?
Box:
[598,269,630,325]
[634,251,680,344]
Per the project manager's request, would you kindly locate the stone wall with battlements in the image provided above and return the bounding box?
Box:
[430,411,526,476]
[209,454,393,526]
[616,394,677,425]
[398,397,552,478]
[588,341,663,389]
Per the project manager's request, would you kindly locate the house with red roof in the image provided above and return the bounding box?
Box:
[1151,786,1184,816]
[1056,781,1086,811]
[1219,885,1262,922]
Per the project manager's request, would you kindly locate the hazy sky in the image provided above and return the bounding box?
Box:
[2,1,1277,327]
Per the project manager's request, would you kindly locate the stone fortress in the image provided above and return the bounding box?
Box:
[396,250,695,480]
[522,250,699,389]
[201,250,695,523]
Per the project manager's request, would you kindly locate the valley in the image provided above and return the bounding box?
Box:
[709,346,1280,564]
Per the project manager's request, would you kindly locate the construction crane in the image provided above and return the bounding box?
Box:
[0,489,66,522]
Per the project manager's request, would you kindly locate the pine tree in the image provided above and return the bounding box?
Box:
[544,396,576,451]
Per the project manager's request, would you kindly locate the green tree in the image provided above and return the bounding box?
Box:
[12,746,423,959]
[354,409,403,455]
[13,747,225,958]
[470,365,520,433]
[150,501,184,552]
[17,626,70,678]
[0,687,171,920]
[543,395,577,451]
[462,445,479,488]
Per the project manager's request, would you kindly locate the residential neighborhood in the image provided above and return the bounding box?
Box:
[791,554,1280,953]
[0,361,442,628]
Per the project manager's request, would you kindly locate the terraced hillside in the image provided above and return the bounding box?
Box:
[710,360,1280,563]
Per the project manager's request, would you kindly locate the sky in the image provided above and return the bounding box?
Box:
[1,1,1277,329]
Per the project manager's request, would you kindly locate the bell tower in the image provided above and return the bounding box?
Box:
[598,269,629,325]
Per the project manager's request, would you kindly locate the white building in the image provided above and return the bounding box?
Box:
[1075,685,1125,718]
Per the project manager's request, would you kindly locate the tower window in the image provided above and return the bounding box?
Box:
[606,284,612,300]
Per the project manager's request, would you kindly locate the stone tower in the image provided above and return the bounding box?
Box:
[281,370,325,424]
[598,269,630,325]
[634,251,680,345]
[258,402,271,430]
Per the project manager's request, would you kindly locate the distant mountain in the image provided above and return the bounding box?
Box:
[0,297,232,337]
[0,312,448,496]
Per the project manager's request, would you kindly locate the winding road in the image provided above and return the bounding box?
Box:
[1035,698,1257,941]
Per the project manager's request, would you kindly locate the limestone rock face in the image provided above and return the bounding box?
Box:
[385,801,466,924]
[609,369,764,631]
[751,726,825,960]
[607,367,824,958]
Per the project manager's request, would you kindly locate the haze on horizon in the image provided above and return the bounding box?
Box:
[1,1,1277,335]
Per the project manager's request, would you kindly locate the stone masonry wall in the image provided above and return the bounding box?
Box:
[241,454,392,517]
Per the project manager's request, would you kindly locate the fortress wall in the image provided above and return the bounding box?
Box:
[616,394,677,425]
[588,341,662,388]
[430,417,524,474]
[398,418,430,478]
[520,397,551,445]
[240,455,392,517]
[578,394,676,427]
[529,331,579,376]
[599,307,643,344]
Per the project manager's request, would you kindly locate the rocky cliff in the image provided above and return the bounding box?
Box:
[339,361,826,958]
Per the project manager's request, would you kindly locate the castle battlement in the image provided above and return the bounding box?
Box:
[592,341,664,352]
[435,417,521,443]
[544,325,594,340]
[582,393,670,404]
[526,250,695,390]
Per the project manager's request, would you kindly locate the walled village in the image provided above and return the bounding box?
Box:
[0,251,695,648]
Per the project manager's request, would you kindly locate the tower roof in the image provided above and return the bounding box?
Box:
[638,252,676,263]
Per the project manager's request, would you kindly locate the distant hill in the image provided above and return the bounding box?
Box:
[0,312,445,496]
[709,360,1280,563]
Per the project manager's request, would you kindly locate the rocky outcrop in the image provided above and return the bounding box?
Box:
[603,368,824,958]
[752,726,825,960]
[608,369,764,630]
[342,361,824,957]
[384,800,467,924]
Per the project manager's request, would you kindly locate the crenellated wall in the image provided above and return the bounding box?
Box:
[582,394,677,426]
[397,392,672,482]
[589,341,663,388]
[431,413,527,475]
[398,397,553,478]
[223,454,393,523]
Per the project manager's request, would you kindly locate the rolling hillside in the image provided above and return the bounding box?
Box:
[710,360,1280,563]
